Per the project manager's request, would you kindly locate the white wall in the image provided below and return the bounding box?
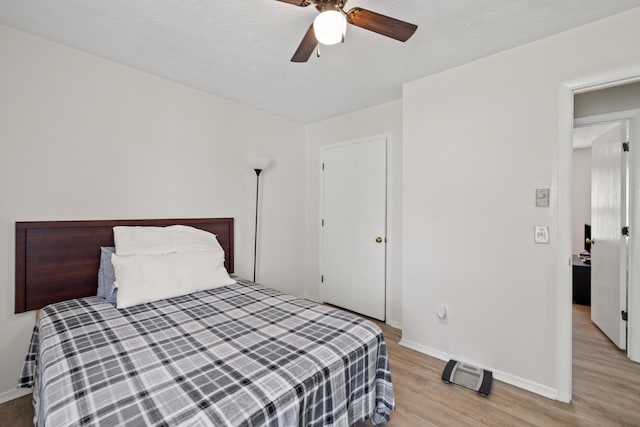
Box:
[304,100,403,327]
[572,148,592,254]
[402,7,640,397]
[0,25,305,401]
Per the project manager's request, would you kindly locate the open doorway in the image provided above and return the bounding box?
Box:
[571,117,629,349]
[568,81,640,399]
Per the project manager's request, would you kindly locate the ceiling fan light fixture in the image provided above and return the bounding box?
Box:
[313,10,347,45]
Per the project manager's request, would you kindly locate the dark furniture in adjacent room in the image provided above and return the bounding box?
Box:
[572,254,591,306]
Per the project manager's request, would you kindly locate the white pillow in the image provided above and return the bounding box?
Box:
[111,250,236,309]
[114,225,224,256]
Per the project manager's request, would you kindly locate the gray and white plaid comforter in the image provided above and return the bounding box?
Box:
[19,279,394,426]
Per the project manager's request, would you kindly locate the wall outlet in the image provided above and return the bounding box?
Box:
[534,225,549,244]
[437,306,447,321]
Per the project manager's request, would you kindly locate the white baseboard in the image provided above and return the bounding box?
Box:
[300,294,321,303]
[399,338,558,400]
[491,369,558,400]
[399,338,451,362]
[385,320,402,330]
[0,387,32,405]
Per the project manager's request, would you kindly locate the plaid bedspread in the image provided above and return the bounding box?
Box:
[19,279,394,426]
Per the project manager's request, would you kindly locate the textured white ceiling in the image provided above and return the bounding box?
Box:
[1,0,640,123]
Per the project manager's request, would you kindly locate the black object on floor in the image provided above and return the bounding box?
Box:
[442,359,493,397]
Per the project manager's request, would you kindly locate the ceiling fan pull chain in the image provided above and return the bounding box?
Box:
[317,44,321,58]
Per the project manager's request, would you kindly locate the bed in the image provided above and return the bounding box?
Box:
[16,218,394,426]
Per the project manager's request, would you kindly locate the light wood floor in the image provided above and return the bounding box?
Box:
[2,305,639,426]
[369,304,640,426]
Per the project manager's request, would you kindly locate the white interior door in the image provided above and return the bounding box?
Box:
[320,137,386,320]
[590,120,628,350]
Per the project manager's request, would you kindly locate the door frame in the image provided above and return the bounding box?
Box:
[319,134,391,320]
[558,68,640,402]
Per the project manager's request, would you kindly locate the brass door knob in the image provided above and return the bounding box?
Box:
[375,237,383,243]
[586,238,595,245]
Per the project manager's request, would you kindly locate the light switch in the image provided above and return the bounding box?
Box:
[534,226,549,244]
[536,188,549,207]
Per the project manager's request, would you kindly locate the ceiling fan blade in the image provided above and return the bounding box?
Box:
[291,24,317,62]
[347,8,417,42]
[275,0,311,6]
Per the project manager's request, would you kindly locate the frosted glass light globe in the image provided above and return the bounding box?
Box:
[313,10,347,45]
[248,156,270,171]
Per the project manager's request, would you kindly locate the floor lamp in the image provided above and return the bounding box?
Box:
[249,157,270,283]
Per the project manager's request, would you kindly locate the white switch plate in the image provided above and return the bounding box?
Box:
[534,226,549,244]
[536,188,549,207]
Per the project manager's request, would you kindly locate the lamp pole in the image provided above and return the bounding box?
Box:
[249,156,269,283]
[253,168,262,283]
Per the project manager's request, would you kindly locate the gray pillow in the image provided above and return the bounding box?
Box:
[97,246,117,304]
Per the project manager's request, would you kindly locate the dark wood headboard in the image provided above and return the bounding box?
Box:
[15,218,234,313]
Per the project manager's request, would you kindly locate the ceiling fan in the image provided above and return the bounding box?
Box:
[277,0,418,62]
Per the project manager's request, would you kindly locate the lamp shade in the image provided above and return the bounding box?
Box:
[248,156,270,171]
[313,10,347,45]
